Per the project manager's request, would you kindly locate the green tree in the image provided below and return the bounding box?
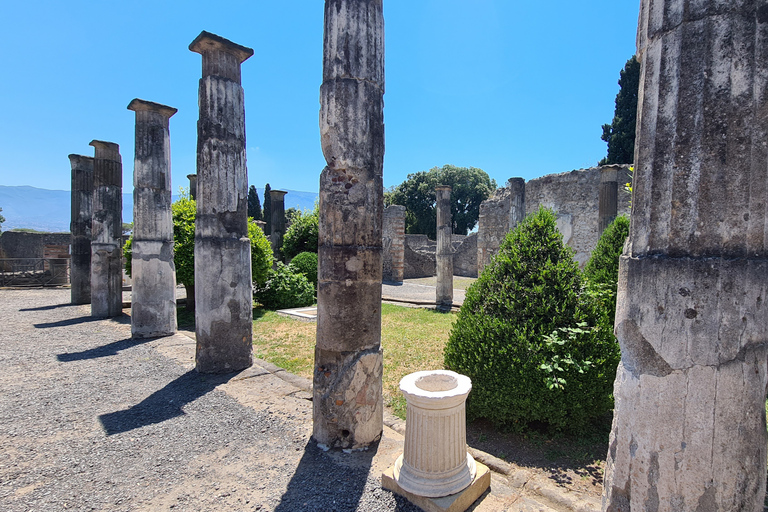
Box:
[263,183,272,235]
[0,207,5,233]
[282,205,318,261]
[583,215,630,327]
[248,185,262,221]
[388,165,496,238]
[248,220,273,286]
[444,207,620,432]
[600,56,640,165]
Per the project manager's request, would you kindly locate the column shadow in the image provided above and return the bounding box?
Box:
[20,303,80,312]
[98,370,233,435]
[273,441,420,511]
[56,337,153,362]
[34,316,104,328]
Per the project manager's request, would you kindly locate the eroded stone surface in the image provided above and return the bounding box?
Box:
[269,190,287,262]
[314,0,385,449]
[435,186,453,311]
[477,178,524,274]
[69,154,94,305]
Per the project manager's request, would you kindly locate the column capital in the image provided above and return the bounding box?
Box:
[269,189,288,200]
[68,154,94,167]
[127,98,177,118]
[435,185,452,193]
[89,140,121,161]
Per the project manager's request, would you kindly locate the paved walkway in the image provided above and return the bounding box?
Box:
[1,288,597,512]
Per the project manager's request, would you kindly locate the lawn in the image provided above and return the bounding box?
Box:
[251,303,455,418]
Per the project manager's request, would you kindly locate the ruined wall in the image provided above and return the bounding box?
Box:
[0,232,72,260]
[525,165,631,266]
[402,234,477,279]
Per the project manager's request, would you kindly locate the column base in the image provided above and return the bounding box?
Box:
[382,462,490,512]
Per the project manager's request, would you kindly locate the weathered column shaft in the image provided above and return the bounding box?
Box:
[598,166,619,235]
[383,205,406,283]
[477,177,525,275]
[128,99,178,338]
[603,3,768,511]
[435,186,453,311]
[190,31,254,373]
[269,189,287,262]
[69,154,94,305]
[187,174,197,200]
[315,0,385,450]
[507,177,525,231]
[90,141,123,318]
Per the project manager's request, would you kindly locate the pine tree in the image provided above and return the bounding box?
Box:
[247,185,262,220]
[263,183,272,235]
[600,56,640,165]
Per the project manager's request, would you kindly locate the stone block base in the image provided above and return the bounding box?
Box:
[382,462,490,512]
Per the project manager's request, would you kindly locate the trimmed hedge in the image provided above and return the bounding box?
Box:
[254,262,315,310]
[288,251,318,291]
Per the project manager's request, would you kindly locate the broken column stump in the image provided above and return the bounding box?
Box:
[89,140,123,318]
[602,2,768,510]
[189,31,254,373]
[598,165,618,236]
[383,205,406,283]
[69,154,94,305]
[314,0,385,450]
[435,185,453,312]
[128,98,178,339]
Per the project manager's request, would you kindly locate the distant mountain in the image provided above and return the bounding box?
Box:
[0,185,318,233]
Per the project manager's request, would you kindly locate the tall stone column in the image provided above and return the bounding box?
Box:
[128,98,178,338]
[507,177,525,234]
[603,3,768,511]
[435,185,453,312]
[69,154,94,305]
[598,165,618,236]
[89,140,123,318]
[189,31,254,374]
[187,173,197,200]
[383,205,405,283]
[315,0,385,450]
[269,189,287,262]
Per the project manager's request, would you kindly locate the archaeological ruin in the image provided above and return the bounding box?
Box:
[127,98,178,339]
[435,185,453,311]
[69,154,94,304]
[89,140,123,318]
[602,1,768,510]
[189,31,254,373]
[314,0,385,450]
[269,189,287,262]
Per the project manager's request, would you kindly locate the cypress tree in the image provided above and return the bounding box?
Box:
[263,183,272,235]
[247,185,262,220]
[600,56,640,165]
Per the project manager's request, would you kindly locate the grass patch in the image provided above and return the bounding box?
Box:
[251,303,455,419]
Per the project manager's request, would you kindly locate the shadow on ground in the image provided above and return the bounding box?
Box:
[57,337,154,362]
[98,370,233,435]
[34,316,105,329]
[20,303,80,312]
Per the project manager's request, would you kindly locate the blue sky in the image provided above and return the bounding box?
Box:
[0,1,639,196]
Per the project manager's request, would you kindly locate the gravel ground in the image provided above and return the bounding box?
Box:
[0,288,421,512]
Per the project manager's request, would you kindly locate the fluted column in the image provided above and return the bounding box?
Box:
[598,165,619,235]
[90,140,123,318]
[190,31,254,373]
[128,98,177,338]
[383,205,406,283]
[435,185,453,311]
[314,0,385,450]
[187,174,197,200]
[603,3,768,510]
[70,154,94,305]
[269,189,287,262]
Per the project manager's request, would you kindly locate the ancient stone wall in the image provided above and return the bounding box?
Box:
[402,234,477,279]
[525,165,631,266]
[0,231,72,261]
[382,205,405,283]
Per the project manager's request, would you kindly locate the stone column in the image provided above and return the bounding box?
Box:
[187,173,197,200]
[477,177,525,275]
[383,205,406,283]
[69,154,94,305]
[189,31,254,373]
[508,177,525,233]
[603,3,768,511]
[127,98,178,339]
[598,165,618,236]
[89,140,123,318]
[269,189,287,262]
[435,185,453,312]
[314,0,385,450]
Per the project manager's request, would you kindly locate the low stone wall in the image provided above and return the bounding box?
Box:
[0,231,71,260]
[402,234,478,279]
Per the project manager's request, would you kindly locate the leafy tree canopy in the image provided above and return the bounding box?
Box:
[600,56,640,165]
[387,165,496,238]
[248,185,262,221]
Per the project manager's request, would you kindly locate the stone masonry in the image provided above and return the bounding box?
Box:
[69,154,94,305]
[269,189,287,262]
[435,185,453,311]
[598,165,619,236]
[602,2,768,510]
[477,177,524,274]
[89,140,123,318]
[382,205,405,283]
[189,31,254,373]
[315,0,385,450]
[127,98,178,339]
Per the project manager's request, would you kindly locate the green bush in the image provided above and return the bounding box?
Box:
[254,262,315,310]
[288,251,318,291]
[123,236,133,277]
[249,220,273,287]
[583,215,630,327]
[443,207,620,433]
[283,206,318,261]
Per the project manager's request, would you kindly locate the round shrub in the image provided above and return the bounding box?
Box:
[282,207,318,261]
[288,251,318,291]
[123,236,133,277]
[443,207,620,433]
[583,215,630,326]
[248,220,273,287]
[254,262,315,310]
